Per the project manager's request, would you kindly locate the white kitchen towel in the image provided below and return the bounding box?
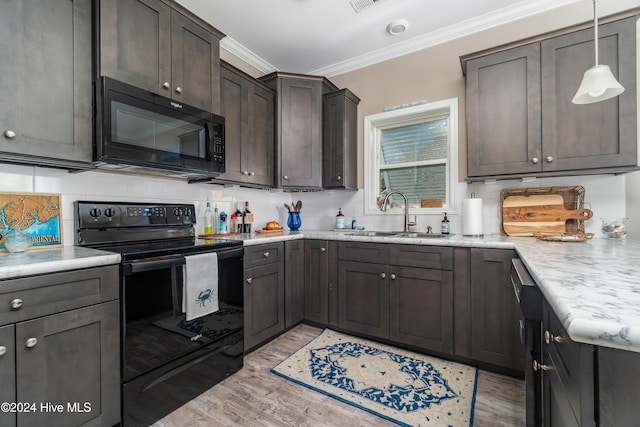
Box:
[183,252,219,321]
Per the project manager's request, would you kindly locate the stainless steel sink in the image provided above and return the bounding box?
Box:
[342,231,401,237]
[394,232,450,238]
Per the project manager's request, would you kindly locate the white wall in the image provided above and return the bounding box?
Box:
[0,163,627,242]
[296,174,627,237]
[0,164,292,245]
[626,170,640,239]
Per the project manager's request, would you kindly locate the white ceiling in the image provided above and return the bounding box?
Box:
[176,0,639,77]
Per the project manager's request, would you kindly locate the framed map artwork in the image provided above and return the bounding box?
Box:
[0,192,63,251]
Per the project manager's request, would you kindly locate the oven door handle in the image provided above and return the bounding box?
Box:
[124,255,185,275]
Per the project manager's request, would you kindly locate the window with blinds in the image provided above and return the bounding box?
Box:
[364,98,458,214]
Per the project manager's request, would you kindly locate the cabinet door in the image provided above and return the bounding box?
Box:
[285,240,305,328]
[470,248,524,370]
[219,65,249,183]
[278,78,323,188]
[466,44,542,177]
[541,16,637,172]
[246,82,275,186]
[304,240,329,324]
[323,89,359,190]
[171,10,221,113]
[389,266,454,353]
[15,301,120,427]
[0,324,16,427]
[99,0,171,95]
[244,263,284,351]
[0,0,92,164]
[338,261,389,339]
[541,356,580,427]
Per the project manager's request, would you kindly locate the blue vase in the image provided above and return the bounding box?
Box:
[287,212,302,231]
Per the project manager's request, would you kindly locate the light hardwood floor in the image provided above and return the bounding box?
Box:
[153,324,525,427]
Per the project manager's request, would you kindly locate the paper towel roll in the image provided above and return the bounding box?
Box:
[462,198,483,236]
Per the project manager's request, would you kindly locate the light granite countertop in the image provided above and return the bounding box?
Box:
[0,246,121,280]
[239,230,640,353]
[3,230,639,353]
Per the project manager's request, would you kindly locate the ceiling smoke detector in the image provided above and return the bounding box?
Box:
[349,0,386,13]
[387,19,409,35]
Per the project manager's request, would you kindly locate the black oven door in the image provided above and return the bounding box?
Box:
[121,246,243,382]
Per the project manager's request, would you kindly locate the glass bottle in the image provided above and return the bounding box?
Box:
[204,202,213,235]
[336,208,346,229]
[243,201,253,233]
[441,212,450,235]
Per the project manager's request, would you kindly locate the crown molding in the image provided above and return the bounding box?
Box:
[220,36,278,75]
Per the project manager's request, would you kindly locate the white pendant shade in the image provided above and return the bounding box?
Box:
[571,0,625,105]
[572,64,625,104]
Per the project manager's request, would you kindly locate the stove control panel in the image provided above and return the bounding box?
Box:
[76,201,196,229]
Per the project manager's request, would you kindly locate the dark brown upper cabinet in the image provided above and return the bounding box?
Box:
[464,14,638,181]
[218,62,275,187]
[260,72,338,190]
[0,0,93,168]
[97,0,224,114]
[323,89,361,190]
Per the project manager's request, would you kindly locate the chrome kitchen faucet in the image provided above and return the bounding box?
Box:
[379,191,416,232]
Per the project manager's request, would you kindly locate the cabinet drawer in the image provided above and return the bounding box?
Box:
[390,244,453,270]
[244,243,284,268]
[0,265,119,326]
[338,241,389,264]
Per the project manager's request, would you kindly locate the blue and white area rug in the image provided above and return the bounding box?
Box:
[271,329,477,427]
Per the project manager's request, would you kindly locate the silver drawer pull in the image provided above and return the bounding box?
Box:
[25,338,38,348]
[10,299,23,310]
[4,130,16,139]
[0,346,6,357]
[163,82,170,89]
[246,278,252,284]
[263,252,270,258]
[531,157,540,164]
[320,247,326,252]
[336,175,342,181]
[380,272,386,279]
[544,330,564,344]
[546,156,554,163]
[390,273,396,280]
[175,86,183,94]
[533,360,551,371]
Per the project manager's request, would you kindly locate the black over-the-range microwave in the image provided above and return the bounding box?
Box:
[93,77,225,178]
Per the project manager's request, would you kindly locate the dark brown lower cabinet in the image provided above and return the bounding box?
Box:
[244,261,284,351]
[338,260,389,339]
[470,248,524,371]
[15,301,120,427]
[540,300,594,427]
[337,243,454,353]
[390,265,453,353]
[304,240,330,324]
[598,346,640,427]
[285,240,304,328]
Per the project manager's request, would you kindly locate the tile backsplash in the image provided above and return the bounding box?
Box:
[1,163,626,244]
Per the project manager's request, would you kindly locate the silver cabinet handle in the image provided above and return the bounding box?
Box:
[4,130,16,139]
[242,171,249,176]
[263,252,270,258]
[250,172,255,176]
[531,157,540,164]
[162,82,170,89]
[246,278,252,284]
[25,338,38,348]
[380,272,386,279]
[533,360,551,371]
[175,86,183,94]
[10,299,23,310]
[546,156,554,163]
[283,175,288,180]
[390,273,396,280]
[0,346,6,357]
[336,175,342,181]
[320,247,326,252]
[544,330,564,344]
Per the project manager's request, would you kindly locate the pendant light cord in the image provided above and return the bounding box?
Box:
[593,0,599,65]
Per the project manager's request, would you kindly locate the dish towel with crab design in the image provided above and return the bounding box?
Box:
[271,329,477,427]
[183,252,219,321]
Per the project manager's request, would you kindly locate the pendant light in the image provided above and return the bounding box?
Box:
[572,0,625,104]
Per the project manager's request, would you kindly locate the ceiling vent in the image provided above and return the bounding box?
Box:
[349,0,387,13]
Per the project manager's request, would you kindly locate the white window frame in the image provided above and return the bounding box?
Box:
[364,98,458,216]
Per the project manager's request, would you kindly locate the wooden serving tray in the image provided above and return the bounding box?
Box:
[255,228,284,234]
